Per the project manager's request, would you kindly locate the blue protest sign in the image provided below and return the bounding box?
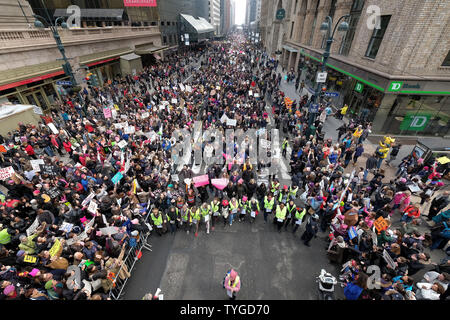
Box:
[325,92,340,97]
[348,226,357,240]
[111,172,123,185]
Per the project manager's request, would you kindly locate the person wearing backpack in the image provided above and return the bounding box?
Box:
[223,269,241,300]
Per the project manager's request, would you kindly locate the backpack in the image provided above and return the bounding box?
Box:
[222,269,231,288]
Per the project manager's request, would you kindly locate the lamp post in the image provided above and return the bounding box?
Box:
[307,14,349,134]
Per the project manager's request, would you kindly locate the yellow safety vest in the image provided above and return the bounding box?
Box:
[264,196,274,210]
[0,229,10,245]
[228,275,240,288]
[151,213,163,226]
[210,201,219,213]
[275,206,287,220]
[201,205,210,217]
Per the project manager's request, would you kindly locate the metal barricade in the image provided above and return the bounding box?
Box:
[108,210,153,300]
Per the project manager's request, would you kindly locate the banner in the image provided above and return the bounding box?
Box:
[211,178,228,190]
[123,0,157,7]
[193,175,209,187]
[81,192,96,207]
[0,166,15,180]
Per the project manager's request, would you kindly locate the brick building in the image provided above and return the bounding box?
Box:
[262,0,450,137]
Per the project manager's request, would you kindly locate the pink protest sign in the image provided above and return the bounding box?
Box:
[103,108,112,119]
[193,175,209,187]
[211,178,228,190]
[123,0,157,6]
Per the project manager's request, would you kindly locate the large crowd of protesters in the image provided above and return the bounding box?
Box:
[0,32,448,300]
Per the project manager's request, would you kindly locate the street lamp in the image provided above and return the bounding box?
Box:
[307,14,349,134]
[33,0,78,90]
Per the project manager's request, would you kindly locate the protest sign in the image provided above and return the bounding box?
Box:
[211,178,228,190]
[374,216,389,233]
[142,112,149,119]
[383,249,396,269]
[81,192,95,207]
[30,159,45,172]
[220,114,228,123]
[103,108,112,119]
[0,166,15,180]
[348,226,357,240]
[99,226,119,235]
[117,140,127,149]
[33,105,43,115]
[124,126,135,134]
[48,187,61,199]
[112,172,123,184]
[26,218,40,236]
[87,201,98,214]
[59,222,74,233]
[47,123,59,134]
[0,145,6,153]
[171,174,179,182]
[171,98,178,104]
[39,164,57,176]
[193,175,209,187]
[186,85,192,92]
[179,83,185,91]
[226,119,237,126]
[49,238,61,257]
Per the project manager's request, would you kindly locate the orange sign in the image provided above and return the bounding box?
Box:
[0,145,6,153]
[374,216,388,233]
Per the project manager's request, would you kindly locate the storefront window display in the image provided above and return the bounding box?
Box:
[380,95,450,137]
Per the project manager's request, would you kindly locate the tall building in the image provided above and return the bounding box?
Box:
[221,0,232,35]
[263,0,450,137]
[230,0,235,27]
[208,0,221,35]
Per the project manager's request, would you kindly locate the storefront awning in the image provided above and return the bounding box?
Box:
[135,45,167,55]
[54,8,124,20]
[180,14,214,34]
[282,45,298,53]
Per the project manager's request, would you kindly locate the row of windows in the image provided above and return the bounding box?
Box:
[161,21,178,27]
[288,0,449,66]
[162,34,179,45]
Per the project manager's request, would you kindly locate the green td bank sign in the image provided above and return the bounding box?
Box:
[399,112,432,131]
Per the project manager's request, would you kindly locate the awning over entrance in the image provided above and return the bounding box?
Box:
[134,44,168,55]
[0,47,132,90]
[54,8,124,20]
[180,14,214,34]
[282,45,299,53]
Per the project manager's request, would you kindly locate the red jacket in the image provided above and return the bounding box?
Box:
[25,144,35,155]
[404,205,420,218]
[63,141,72,153]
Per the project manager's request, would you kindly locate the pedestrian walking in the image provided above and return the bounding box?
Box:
[223,269,241,300]
[301,214,319,246]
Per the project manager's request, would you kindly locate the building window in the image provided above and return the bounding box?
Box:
[365,15,391,59]
[308,0,320,46]
[290,21,294,39]
[442,51,450,66]
[167,21,170,26]
[329,0,337,20]
[161,21,164,26]
[294,0,298,14]
[339,0,365,56]
[163,35,167,44]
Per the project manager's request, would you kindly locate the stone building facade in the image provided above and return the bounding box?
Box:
[261,0,450,137]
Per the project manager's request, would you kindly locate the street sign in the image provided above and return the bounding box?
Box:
[309,103,319,113]
[56,80,72,86]
[324,92,340,97]
[316,72,327,83]
[354,82,364,93]
[276,8,286,20]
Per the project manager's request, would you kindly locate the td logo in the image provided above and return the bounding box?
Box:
[388,81,403,92]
